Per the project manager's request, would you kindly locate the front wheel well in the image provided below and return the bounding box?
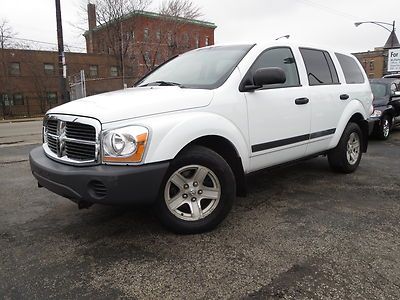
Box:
[178,135,247,197]
[348,113,368,152]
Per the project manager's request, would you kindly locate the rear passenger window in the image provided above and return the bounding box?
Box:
[335,53,365,84]
[250,47,300,88]
[300,48,339,85]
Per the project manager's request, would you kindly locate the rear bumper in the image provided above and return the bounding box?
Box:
[29,146,170,206]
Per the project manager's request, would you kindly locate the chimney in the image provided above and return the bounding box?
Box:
[88,3,96,31]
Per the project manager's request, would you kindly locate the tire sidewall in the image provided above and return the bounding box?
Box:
[155,146,235,234]
[341,123,363,172]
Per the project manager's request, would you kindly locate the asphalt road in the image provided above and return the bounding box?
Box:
[1,123,400,299]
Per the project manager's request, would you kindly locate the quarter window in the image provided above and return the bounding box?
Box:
[335,53,365,84]
[300,48,339,85]
[249,47,300,88]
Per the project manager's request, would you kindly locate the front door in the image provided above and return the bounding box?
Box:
[243,47,311,172]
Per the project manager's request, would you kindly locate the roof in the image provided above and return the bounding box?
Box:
[84,10,217,36]
[384,30,400,49]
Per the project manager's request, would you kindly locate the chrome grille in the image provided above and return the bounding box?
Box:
[43,115,101,165]
[47,120,58,135]
[66,122,96,141]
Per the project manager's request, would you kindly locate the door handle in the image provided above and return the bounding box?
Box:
[340,94,349,100]
[295,97,309,105]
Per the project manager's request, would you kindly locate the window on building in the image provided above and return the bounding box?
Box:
[369,60,375,71]
[44,63,55,76]
[110,66,118,77]
[131,31,135,40]
[183,33,189,47]
[205,36,209,46]
[335,53,365,84]
[249,47,300,88]
[144,28,149,41]
[47,92,58,104]
[300,48,339,85]
[144,52,151,65]
[156,52,163,65]
[156,30,161,41]
[1,94,13,106]
[13,93,24,105]
[195,36,199,48]
[9,62,20,76]
[89,65,98,77]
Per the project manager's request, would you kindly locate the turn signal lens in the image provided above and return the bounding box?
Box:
[102,126,149,164]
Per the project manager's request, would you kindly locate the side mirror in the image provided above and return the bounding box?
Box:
[254,67,286,86]
[241,67,286,92]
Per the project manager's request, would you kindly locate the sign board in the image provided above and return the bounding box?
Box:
[388,49,400,72]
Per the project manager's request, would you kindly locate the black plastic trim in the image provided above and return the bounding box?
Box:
[252,128,336,153]
[29,147,170,205]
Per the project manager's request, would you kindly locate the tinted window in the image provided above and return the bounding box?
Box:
[249,47,300,88]
[335,53,365,84]
[300,48,338,85]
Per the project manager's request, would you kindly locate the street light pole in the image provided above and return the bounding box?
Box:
[55,0,68,104]
[354,20,398,76]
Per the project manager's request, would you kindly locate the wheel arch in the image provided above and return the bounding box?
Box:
[180,135,247,196]
[330,101,369,152]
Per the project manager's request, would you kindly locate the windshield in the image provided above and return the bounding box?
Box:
[370,83,388,98]
[137,45,254,89]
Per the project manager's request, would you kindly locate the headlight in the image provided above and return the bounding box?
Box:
[370,109,382,118]
[102,125,149,164]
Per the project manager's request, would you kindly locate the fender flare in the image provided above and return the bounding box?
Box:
[144,112,250,172]
[329,100,368,150]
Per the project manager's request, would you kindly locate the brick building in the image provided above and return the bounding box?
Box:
[353,31,400,78]
[83,3,216,81]
[0,6,216,119]
[0,49,120,118]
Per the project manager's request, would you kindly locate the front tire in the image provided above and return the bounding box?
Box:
[155,145,236,234]
[328,122,362,173]
[376,115,391,140]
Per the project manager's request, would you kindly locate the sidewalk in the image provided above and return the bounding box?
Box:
[0,117,43,124]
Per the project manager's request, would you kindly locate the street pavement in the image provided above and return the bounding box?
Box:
[0,121,400,299]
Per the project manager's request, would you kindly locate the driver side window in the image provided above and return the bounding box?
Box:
[250,47,300,88]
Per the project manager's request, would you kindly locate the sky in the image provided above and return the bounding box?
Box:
[1,0,399,53]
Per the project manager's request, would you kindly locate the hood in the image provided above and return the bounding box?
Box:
[48,86,214,124]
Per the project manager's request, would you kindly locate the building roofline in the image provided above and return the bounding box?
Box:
[83,10,217,36]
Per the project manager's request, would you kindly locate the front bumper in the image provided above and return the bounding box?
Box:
[29,147,170,206]
[367,116,380,135]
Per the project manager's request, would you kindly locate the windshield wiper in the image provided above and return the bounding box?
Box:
[140,81,184,87]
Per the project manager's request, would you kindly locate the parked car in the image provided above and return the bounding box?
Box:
[369,78,400,139]
[30,42,372,234]
[383,74,400,79]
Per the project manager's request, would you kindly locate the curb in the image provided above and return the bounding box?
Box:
[0,117,43,124]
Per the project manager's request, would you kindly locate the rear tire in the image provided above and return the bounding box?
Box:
[154,145,235,234]
[328,122,362,173]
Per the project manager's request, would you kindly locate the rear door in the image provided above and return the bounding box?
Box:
[299,48,346,155]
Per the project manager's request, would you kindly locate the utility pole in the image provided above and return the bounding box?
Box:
[55,0,68,103]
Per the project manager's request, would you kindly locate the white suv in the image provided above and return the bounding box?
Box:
[30,42,373,233]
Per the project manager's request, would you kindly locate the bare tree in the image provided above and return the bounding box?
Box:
[93,0,152,85]
[0,19,16,50]
[138,0,203,72]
